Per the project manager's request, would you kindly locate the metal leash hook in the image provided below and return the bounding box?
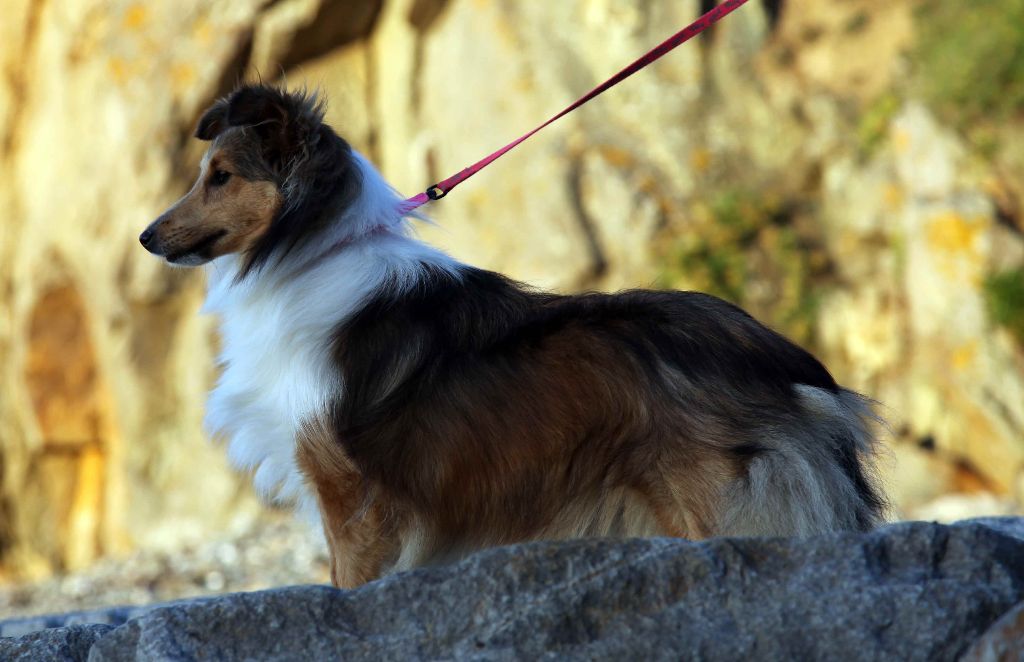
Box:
[425,185,448,201]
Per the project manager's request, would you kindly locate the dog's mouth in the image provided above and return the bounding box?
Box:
[165,230,228,265]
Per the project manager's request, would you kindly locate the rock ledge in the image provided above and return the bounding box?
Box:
[2,518,1023,661]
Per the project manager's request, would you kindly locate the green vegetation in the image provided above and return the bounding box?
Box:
[984,267,1024,346]
[772,226,823,344]
[659,189,826,345]
[912,0,1024,125]
[856,92,901,158]
[672,190,765,304]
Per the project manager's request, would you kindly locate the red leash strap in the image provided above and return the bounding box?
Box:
[402,0,751,213]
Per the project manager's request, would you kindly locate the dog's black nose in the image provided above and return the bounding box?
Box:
[139,228,154,247]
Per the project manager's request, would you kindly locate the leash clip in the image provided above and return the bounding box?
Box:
[426,185,448,200]
[399,0,751,213]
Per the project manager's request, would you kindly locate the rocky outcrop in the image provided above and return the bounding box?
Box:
[3,518,1024,660]
[1,0,1022,577]
[0,625,114,662]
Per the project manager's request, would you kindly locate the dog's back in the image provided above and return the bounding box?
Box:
[311,265,885,579]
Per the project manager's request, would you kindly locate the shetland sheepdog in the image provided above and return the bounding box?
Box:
[140,84,886,588]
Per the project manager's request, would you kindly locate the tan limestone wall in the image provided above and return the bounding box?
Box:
[1,0,1021,578]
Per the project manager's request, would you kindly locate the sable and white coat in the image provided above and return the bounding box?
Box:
[141,85,886,588]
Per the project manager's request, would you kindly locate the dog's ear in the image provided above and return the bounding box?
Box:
[195,99,229,141]
[224,86,291,130]
[223,86,306,170]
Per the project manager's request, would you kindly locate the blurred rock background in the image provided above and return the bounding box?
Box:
[0,0,1022,598]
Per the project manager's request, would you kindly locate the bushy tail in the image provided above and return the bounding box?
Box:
[717,386,888,537]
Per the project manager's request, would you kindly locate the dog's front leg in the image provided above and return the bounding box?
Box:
[296,424,399,588]
[317,480,398,589]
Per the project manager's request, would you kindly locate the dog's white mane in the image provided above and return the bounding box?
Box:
[201,152,461,517]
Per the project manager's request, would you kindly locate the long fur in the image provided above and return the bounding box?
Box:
[173,85,886,586]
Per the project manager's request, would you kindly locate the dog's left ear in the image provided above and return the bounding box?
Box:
[194,87,290,142]
[224,86,290,131]
[195,99,229,141]
[222,86,309,171]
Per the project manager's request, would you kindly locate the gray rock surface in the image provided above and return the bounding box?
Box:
[3,518,1024,661]
[0,624,113,662]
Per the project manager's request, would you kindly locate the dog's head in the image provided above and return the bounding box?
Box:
[139,85,353,269]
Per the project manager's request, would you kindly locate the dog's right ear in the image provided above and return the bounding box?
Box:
[195,99,229,141]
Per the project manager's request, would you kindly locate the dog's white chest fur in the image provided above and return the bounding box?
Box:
[203,276,335,510]
[199,221,462,515]
[198,150,461,514]
[202,262,343,511]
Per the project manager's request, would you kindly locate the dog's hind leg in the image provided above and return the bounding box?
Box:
[639,451,738,540]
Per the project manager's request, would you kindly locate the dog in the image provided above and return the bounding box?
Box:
[140,84,886,588]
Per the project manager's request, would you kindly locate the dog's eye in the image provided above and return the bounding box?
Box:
[210,170,232,187]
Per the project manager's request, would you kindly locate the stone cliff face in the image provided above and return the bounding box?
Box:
[1,0,1022,576]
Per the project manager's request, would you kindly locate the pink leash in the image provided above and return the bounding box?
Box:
[402,0,751,213]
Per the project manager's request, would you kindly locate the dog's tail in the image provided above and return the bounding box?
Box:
[717,386,888,536]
